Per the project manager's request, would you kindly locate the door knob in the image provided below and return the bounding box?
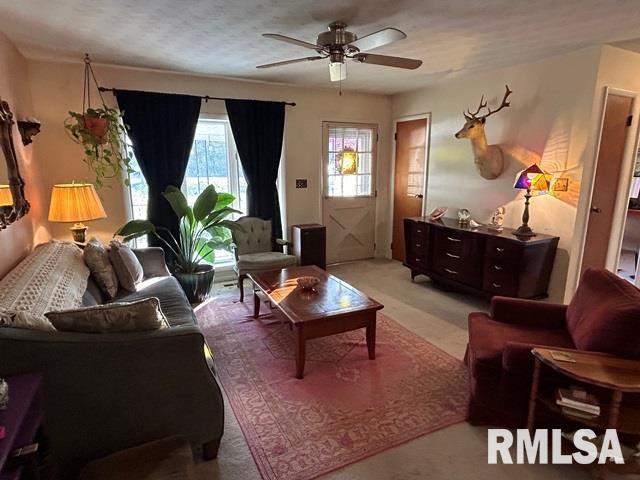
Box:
[590,206,602,214]
[414,194,424,199]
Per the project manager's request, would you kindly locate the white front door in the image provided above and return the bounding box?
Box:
[322,122,378,264]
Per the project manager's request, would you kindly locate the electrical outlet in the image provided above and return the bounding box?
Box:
[296,179,308,189]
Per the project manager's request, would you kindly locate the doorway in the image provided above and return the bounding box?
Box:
[581,90,635,276]
[391,116,429,262]
[322,122,378,264]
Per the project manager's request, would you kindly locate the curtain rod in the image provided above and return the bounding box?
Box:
[98,86,296,106]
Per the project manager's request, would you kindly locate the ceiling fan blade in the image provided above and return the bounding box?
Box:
[349,27,406,52]
[352,53,422,70]
[262,33,324,51]
[256,56,324,69]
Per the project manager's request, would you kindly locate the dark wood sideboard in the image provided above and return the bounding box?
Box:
[403,217,559,299]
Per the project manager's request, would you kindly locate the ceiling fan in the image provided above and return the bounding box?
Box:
[257,22,422,82]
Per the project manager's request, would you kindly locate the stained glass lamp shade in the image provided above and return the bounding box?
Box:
[513,164,550,238]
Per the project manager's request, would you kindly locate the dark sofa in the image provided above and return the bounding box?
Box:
[0,247,224,477]
[466,268,640,426]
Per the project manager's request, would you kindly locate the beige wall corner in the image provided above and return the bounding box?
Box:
[0,32,50,277]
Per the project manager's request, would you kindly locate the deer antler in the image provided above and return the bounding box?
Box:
[482,85,512,119]
[465,94,487,119]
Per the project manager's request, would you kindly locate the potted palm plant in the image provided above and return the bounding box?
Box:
[116,185,243,303]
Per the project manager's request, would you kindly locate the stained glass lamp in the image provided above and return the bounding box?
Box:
[513,164,550,237]
[336,147,358,175]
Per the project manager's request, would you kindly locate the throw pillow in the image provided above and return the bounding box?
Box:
[83,238,119,299]
[109,240,144,292]
[45,297,170,333]
[0,308,56,332]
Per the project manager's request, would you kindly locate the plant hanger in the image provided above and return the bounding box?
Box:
[64,53,132,188]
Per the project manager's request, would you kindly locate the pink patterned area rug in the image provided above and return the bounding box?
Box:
[197,294,469,480]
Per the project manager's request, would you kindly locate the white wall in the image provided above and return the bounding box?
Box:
[27,60,392,254]
[0,33,50,278]
[391,47,603,302]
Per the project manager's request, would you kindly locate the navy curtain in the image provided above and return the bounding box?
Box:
[225,99,285,241]
[115,90,201,262]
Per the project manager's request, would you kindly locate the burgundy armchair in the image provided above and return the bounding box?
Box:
[465,268,640,426]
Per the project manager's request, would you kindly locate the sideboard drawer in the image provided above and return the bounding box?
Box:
[486,238,522,261]
[483,270,519,297]
[433,229,472,257]
[410,221,427,241]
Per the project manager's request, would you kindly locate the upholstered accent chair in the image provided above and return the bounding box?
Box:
[466,268,640,427]
[231,217,297,302]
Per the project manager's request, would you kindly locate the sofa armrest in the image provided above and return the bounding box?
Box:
[0,325,223,476]
[133,247,171,278]
[490,296,568,329]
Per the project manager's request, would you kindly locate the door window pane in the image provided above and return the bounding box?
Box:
[325,124,375,198]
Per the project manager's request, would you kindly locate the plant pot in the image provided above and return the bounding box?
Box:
[82,115,109,142]
[174,264,215,304]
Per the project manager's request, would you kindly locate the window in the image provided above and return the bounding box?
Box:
[323,123,376,197]
[127,118,247,265]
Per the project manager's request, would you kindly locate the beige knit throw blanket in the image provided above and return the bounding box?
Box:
[0,241,89,317]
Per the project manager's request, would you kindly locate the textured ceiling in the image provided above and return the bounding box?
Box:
[1,0,640,94]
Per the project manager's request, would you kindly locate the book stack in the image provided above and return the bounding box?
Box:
[556,387,600,420]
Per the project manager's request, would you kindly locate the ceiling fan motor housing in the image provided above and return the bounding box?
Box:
[316,21,357,59]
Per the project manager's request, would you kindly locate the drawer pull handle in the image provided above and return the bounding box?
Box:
[496,247,505,252]
[446,252,460,259]
[493,265,503,271]
[447,236,461,243]
[444,268,458,275]
[415,258,421,262]
[416,229,423,234]
[415,243,422,248]
[492,283,502,288]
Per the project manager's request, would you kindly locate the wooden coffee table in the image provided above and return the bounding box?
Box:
[248,265,383,379]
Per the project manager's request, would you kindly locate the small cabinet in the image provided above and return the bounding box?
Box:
[403,217,559,299]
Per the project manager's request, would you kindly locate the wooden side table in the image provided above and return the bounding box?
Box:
[527,348,640,477]
[0,373,43,480]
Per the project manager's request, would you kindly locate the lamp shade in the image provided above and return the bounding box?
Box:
[48,183,106,223]
[514,164,551,191]
[0,185,12,207]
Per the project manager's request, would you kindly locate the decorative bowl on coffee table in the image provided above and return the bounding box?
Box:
[297,276,320,291]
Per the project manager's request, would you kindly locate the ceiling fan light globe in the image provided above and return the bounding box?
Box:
[329,61,347,82]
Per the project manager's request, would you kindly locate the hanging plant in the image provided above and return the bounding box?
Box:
[64,54,133,188]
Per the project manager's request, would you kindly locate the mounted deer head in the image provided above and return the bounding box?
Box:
[455,85,513,179]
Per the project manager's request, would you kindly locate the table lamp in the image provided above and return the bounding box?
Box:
[513,164,550,238]
[48,183,106,243]
[0,185,12,207]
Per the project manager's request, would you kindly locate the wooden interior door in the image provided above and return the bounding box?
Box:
[323,123,378,264]
[392,118,428,262]
[581,93,634,274]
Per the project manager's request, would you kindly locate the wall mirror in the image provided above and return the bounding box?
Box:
[0,99,29,229]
